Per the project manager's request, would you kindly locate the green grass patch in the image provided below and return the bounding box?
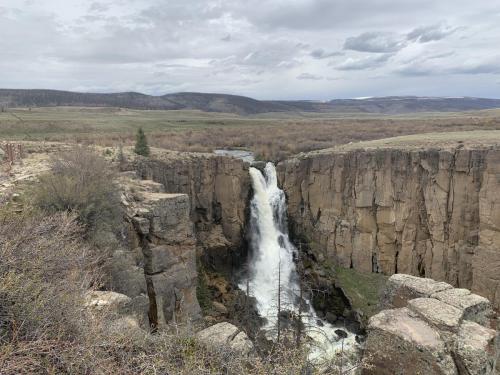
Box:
[334,266,388,319]
[196,262,212,314]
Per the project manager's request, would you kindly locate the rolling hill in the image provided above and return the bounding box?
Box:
[1,89,500,115]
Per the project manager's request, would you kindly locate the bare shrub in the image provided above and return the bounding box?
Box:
[33,147,121,237]
[0,212,101,344]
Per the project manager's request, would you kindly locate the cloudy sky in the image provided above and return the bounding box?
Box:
[1,0,499,99]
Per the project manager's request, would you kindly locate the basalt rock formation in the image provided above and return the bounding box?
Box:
[135,151,251,273]
[277,142,500,309]
[363,274,498,375]
[111,173,200,329]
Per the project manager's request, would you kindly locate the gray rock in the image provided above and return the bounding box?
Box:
[196,322,254,356]
[381,274,453,309]
[325,312,337,323]
[407,298,463,332]
[431,288,493,326]
[453,321,497,375]
[84,290,132,312]
[212,301,228,315]
[363,308,457,375]
[118,177,201,327]
[132,216,150,234]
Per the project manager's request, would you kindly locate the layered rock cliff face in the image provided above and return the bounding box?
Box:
[135,152,251,271]
[278,144,500,309]
[111,174,200,329]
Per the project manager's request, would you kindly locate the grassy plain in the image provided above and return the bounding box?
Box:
[1,106,500,159]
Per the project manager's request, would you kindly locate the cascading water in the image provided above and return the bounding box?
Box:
[243,162,357,362]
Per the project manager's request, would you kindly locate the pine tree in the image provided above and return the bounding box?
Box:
[134,127,150,156]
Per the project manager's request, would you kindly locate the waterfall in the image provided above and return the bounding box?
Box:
[244,162,357,361]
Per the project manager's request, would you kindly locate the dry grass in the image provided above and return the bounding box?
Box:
[1,106,500,160]
[32,147,122,237]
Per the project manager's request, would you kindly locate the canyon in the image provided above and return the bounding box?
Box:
[278,136,500,310]
[2,134,499,373]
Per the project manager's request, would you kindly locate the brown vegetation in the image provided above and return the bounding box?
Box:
[33,147,121,237]
[67,116,500,161]
[2,106,500,161]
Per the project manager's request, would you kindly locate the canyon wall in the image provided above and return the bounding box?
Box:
[135,152,251,271]
[278,144,500,309]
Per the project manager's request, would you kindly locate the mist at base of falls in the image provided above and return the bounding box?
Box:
[241,162,358,362]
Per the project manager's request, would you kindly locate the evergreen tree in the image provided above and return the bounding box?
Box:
[134,127,150,156]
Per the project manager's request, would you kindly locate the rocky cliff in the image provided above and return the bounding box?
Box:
[135,151,251,272]
[277,136,500,309]
[111,174,200,329]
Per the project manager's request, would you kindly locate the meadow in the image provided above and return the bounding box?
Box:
[1,106,500,160]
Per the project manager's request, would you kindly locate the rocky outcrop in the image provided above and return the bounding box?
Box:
[278,144,500,308]
[363,274,498,375]
[135,152,251,271]
[111,174,200,329]
[84,290,147,339]
[196,322,254,356]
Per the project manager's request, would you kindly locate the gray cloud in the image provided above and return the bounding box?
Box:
[407,24,458,43]
[88,2,109,13]
[310,49,344,59]
[397,58,500,76]
[336,53,393,70]
[297,73,323,80]
[343,32,406,53]
[0,0,499,99]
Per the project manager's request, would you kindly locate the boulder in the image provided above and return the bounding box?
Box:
[196,322,254,356]
[407,298,463,332]
[363,275,498,375]
[431,288,493,325]
[84,291,147,337]
[381,274,453,309]
[84,290,131,312]
[363,308,457,375]
[453,321,497,375]
[212,301,228,316]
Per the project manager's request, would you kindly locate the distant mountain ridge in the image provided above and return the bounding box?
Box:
[1,89,500,115]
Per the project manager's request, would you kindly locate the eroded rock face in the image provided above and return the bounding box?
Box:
[278,146,500,308]
[135,152,251,266]
[112,175,201,329]
[363,274,498,375]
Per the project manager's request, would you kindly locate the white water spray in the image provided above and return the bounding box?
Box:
[244,162,358,361]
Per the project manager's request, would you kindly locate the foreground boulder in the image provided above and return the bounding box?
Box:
[364,308,457,375]
[363,274,498,375]
[196,322,254,356]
